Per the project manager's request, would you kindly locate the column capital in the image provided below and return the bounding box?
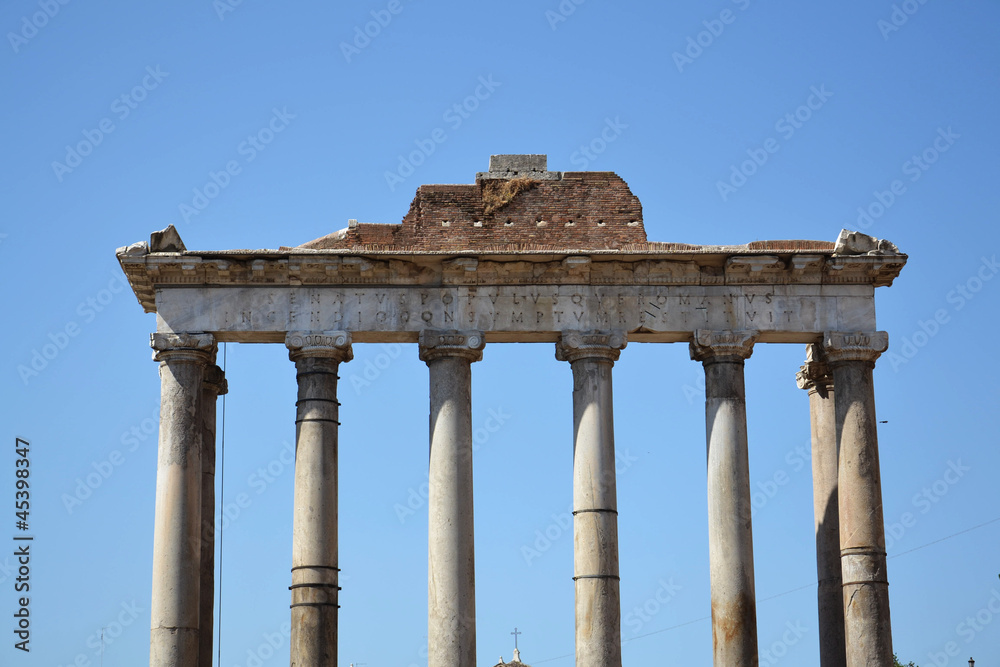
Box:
[203,365,228,396]
[555,330,627,363]
[150,332,216,362]
[796,343,832,392]
[689,329,758,362]
[418,329,484,363]
[285,331,353,362]
[822,331,888,365]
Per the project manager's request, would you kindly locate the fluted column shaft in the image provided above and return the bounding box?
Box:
[420,330,485,667]
[556,330,626,667]
[149,333,216,667]
[690,329,759,667]
[198,365,227,667]
[823,331,893,667]
[287,331,353,667]
[797,345,846,667]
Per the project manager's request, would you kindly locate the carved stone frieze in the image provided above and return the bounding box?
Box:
[725,256,787,284]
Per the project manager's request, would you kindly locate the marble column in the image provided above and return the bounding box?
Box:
[198,364,226,667]
[556,330,626,667]
[419,329,485,667]
[822,331,893,667]
[797,344,846,667]
[690,329,759,667]
[286,331,353,667]
[149,332,216,666]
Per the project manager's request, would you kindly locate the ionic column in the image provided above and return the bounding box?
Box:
[796,345,846,667]
[149,332,216,666]
[419,329,485,667]
[286,331,353,667]
[556,330,626,667]
[822,331,893,667]
[198,364,226,667]
[690,329,759,667]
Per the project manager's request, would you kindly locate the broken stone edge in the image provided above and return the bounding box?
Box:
[116,226,907,315]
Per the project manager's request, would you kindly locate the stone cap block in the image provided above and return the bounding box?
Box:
[477,154,562,181]
[491,154,546,172]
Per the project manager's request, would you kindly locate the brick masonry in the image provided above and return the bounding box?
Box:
[299,158,647,252]
[293,156,837,255]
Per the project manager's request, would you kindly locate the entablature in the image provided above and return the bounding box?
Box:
[118,229,905,315]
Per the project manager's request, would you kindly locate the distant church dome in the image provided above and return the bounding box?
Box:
[493,647,532,666]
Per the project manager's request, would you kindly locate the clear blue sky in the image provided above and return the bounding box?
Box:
[2,1,998,665]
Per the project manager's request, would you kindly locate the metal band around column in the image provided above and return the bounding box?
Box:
[285,331,351,667]
[557,330,626,667]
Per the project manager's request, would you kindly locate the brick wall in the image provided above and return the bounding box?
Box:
[300,171,646,252]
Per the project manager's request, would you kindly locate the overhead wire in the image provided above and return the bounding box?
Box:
[532,515,1000,663]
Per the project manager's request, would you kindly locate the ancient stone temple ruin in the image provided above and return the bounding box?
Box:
[118,154,906,666]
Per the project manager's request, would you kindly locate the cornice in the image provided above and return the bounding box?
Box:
[117,246,907,314]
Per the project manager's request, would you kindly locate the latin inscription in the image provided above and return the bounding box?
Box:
[157,284,876,338]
